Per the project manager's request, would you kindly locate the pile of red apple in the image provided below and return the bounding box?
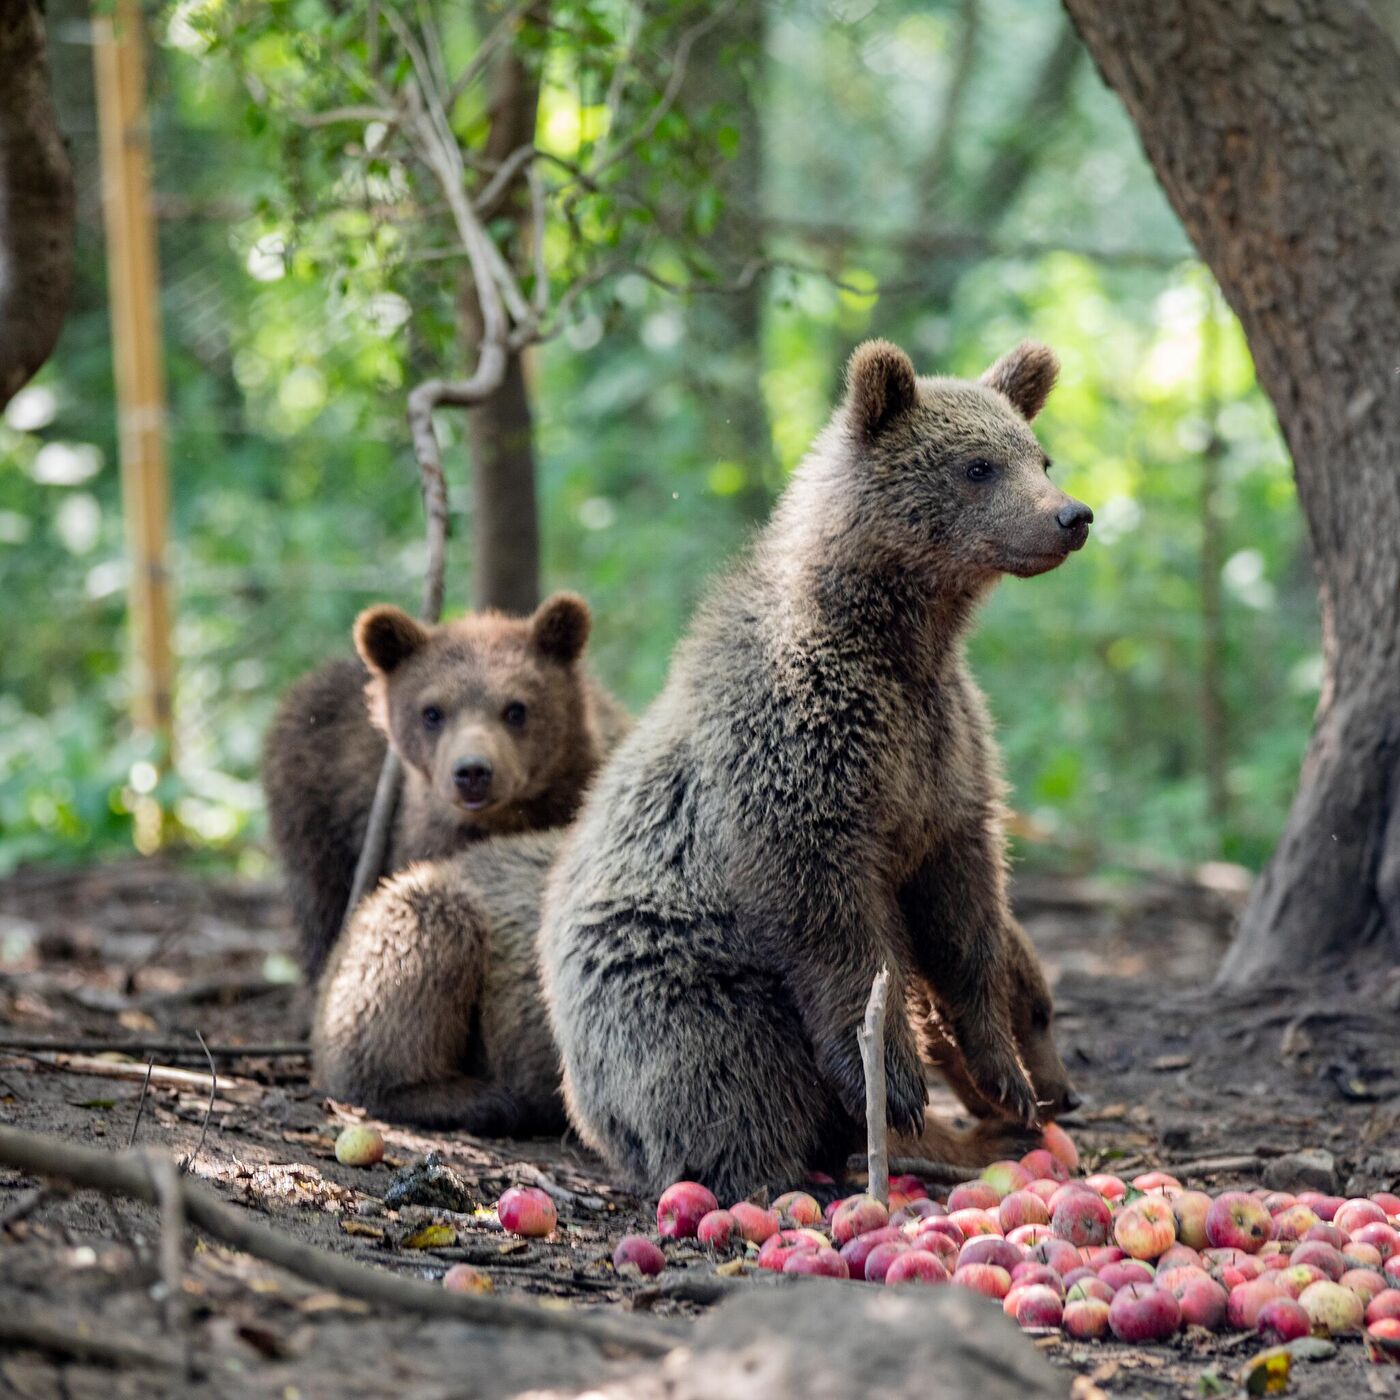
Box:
[493,1125,1400,1361]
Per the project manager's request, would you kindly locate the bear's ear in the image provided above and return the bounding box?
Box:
[980,341,1059,421]
[530,592,591,664]
[354,605,429,676]
[846,339,918,439]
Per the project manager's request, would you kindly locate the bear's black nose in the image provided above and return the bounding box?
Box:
[1057,501,1093,531]
[1062,1086,1083,1113]
[453,758,494,805]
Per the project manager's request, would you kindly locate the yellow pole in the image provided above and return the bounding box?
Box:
[92,0,175,844]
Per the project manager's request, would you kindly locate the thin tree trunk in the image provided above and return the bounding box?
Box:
[0,0,75,409]
[460,6,543,616]
[1199,296,1228,842]
[908,17,1083,314]
[1061,0,1400,981]
[677,1,773,518]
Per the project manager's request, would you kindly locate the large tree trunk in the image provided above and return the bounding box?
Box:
[0,0,75,409]
[1060,0,1400,982]
[460,7,543,616]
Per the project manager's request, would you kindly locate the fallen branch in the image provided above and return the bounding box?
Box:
[849,1154,981,1186]
[0,1124,677,1358]
[857,966,891,1206]
[23,1053,260,1105]
[1163,1153,1262,1179]
[0,1037,310,1059]
[0,1309,183,1370]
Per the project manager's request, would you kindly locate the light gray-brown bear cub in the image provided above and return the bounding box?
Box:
[313,833,566,1132]
[539,339,1092,1199]
[263,593,627,977]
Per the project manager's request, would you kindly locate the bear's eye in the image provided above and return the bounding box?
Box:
[1032,1003,1052,1031]
[421,705,444,731]
[503,701,528,729]
[966,459,998,483]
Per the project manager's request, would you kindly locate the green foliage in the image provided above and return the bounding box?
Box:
[0,0,1317,876]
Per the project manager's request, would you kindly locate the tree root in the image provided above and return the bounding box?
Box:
[0,1124,678,1358]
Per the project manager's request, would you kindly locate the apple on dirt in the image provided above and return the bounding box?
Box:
[1114,1198,1177,1260]
[831,1194,889,1246]
[1052,1190,1112,1248]
[772,1190,823,1227]
[1063,1297,1112,1339]
[863,1240,913,1283]
[783,1246,850,1279]
[953,1263,1012,1299]
[886,1251,951,1286]
[497,1185,557,1238]
[442,1264,493,1294]
[656,1181,718,1239]
[612,1235,666,1276]
[696,1209,735,1247]
[1108,1285,1181,1343]
[1011,1284,1064,1329]
[727,1201,780,1244]
[1205,1191,1274,1254]
[1299,1279,1365,1334]
[333,1125,385,1167]
[1256,1297,1311,1343]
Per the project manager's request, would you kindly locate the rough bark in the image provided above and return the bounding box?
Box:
[460,8,543,616]
[0,0,75,409]
[1061,0,1400,981]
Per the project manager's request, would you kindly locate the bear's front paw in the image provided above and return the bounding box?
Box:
[884,1040,927,1138]
[961,1038,1041,1128]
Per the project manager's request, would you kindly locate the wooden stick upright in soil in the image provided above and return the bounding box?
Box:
[858,966,892,1206]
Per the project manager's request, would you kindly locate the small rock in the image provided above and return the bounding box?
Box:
[1284,1336,1337,1363]
[384,1153,478,1213]
[1262,1149,1337,1194]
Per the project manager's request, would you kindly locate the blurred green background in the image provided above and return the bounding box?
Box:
[0,0,1317,880]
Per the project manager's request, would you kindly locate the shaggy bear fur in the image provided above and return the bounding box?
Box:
[538,339,1092,1198]
[263,593,628,977]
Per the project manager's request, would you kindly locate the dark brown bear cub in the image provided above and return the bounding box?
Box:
[264,593,624,977]
[540,339,1092,1199]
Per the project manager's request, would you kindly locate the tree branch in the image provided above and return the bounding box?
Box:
[0,1124,677,1357]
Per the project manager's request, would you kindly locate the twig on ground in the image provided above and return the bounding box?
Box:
[512,1163,605,1211]
[850,1154,981,1186]
[857,965,891,1206]
[1162,1153,1262,1179]
[126,1058,155,1148]
[186,1030,217,1171]
[0,1124,678,1358]
[22,1053,260,1104]
[0,1310,183,1370]
[145,1151,191,1377]
[0,1037,310,1059]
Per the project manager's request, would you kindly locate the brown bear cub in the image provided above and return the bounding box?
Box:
[539,339,1092,1199]
[313,833,566,1132]
[263,592,626,977]
[314,826,1076,1137]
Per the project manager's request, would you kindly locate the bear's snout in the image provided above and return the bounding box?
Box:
[1055,499,1093,549]
[453,757,494,807]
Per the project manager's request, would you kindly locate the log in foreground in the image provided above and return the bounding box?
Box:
[0,1124,676,1358]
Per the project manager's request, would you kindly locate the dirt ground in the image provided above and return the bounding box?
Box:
[1,857,1398,1398]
